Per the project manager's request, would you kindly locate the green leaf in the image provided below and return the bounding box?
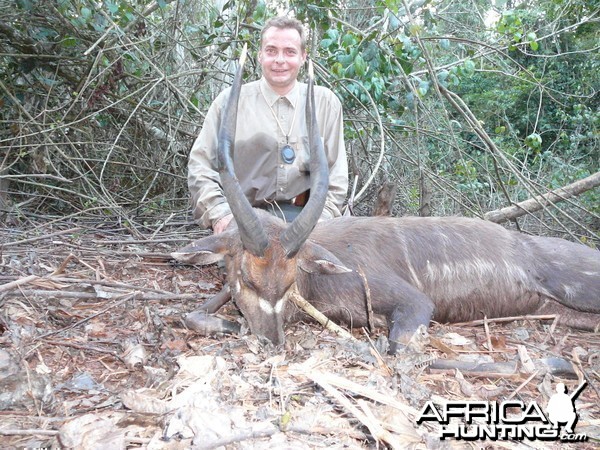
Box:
[462,59,475,76]
[525,133,542,150]
[354,54,367,77]
[320,38,333,49]
[342,33,358,48]
[16,0,34,10]
[331,62,344,77]
[409,24,422,36]
[61,36,77,48]
[81,7,92,20]
[437,70,449,86]
[105,0,118,14]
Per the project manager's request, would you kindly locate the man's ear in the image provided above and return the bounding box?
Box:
[297,241,352,275]
[171,232,234,265]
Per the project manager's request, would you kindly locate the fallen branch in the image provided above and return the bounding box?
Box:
[428,360,519,378]
[287,285,356,341]
[2,289,207,301]
[43,338,120,356]
[429,357,578,379]
[0,274,38,293]
[453,314,557,327]
[0,429,59,437]
[1,227,82,247]
[484,171,600,223]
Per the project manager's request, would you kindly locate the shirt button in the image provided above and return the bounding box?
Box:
[280,164,284,168]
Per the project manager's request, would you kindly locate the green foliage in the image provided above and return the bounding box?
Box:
[319,26,402,107]
[497,9,540,51]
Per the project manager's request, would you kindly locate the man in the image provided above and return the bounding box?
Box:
[188,16,348,234]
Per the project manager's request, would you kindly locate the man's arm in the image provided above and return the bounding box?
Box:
[188,91,233,229]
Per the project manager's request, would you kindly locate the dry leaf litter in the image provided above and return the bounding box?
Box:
[1,218,599,449]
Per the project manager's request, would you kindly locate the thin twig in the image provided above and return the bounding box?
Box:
[35,292,137,340]
[1,227,82,247]
[453,314,558,327]
[357,267,374,332]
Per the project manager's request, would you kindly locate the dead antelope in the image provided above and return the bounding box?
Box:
[174,53,600,354]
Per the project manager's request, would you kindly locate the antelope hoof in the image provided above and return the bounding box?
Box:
[185,311,240,336]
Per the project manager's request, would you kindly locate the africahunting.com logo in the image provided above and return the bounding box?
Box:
[416,381,589,442]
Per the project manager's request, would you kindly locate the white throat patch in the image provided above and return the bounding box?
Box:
[258,297,286,315]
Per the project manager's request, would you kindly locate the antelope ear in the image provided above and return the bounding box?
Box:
[297,241,352,275]
[171,233,234,265]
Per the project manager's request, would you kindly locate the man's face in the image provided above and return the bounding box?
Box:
[258,26,307,95]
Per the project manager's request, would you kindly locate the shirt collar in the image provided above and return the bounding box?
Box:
[259,77,300,107]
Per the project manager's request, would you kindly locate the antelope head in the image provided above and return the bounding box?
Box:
[173,46,348,345]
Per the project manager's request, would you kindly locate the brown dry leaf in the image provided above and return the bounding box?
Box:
[30,277,70,290]
[441,332,473,347]
[121,389,170,415]
[59,411,133,449]
[121,343,148,369]
[3,221,600,450]
[454,368,476,397]
[429,336,458,357]
[161,339,188,352]
[377,404,424,449]
[175,355,227,379]
[455,369,505,399]
[84,320,108,338]
[490,334,508,350]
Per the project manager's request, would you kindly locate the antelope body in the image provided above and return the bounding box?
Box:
[174,53,600,353]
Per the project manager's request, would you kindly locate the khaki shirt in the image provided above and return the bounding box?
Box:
[188,77,348,229]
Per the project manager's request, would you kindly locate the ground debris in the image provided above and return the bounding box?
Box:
[1,218,598,449]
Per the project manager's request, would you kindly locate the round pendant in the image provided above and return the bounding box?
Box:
[281,144,296,164]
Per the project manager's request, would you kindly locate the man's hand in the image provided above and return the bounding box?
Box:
[213,214,233,234]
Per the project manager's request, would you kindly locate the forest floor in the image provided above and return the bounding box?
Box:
[1,216,599,449]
